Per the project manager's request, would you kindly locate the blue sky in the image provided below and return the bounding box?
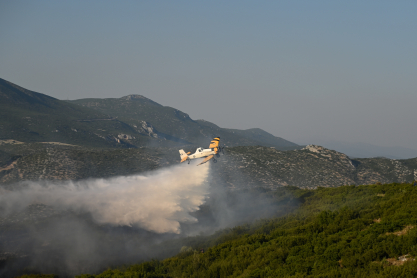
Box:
[1,1,416,152]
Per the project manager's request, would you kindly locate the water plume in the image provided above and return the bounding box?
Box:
[0,162,210,234]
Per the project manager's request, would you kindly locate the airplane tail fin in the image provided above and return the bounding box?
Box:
[179,149,188,163]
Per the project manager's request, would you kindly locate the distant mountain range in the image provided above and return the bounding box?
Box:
[0,77,299,150]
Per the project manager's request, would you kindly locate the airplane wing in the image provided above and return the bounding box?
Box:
[209,137,220,149]
[197,155,214,166]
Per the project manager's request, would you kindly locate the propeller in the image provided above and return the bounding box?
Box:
[215,145,224,158]
[219,144,225,154]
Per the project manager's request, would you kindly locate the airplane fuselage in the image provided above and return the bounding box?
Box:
[179,137,221,165]
[188,147,216,160]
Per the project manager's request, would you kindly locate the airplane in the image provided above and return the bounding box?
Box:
[179,137,224,166]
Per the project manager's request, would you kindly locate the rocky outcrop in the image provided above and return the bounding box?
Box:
[118,134,134,140]
[133,121,159,138]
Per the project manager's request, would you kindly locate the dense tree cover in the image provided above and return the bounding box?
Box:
[21,182,417,277]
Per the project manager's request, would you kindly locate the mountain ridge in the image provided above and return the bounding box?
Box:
[1,142,416,187]
[0,77,299,150]
[67,93,299,149]
[0,78,153,148]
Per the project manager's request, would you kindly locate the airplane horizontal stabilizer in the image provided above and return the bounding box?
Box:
[179,149,188,163]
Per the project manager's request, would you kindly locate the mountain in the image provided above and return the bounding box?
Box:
[310,140,417,159]
[0,142,170,184]
[68,95,299,149]
[1,142,416,187]
[215,144,417,189]
[0,77,299,150]
[2,77,415,188]
[0,78,153,148]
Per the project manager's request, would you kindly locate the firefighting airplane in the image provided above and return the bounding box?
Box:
[179,137,224,166]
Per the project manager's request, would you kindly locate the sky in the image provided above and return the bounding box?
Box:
[1,1,416,153]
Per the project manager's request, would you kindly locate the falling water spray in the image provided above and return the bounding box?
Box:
[0,162,210,234]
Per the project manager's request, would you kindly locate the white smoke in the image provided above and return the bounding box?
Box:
[0,162,210,234]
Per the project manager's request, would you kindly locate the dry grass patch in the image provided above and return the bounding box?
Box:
[0,139,24,145]
[0,160,18,172]
[40,142,77,146]
[385,254,414,266]
[386,225,414,236]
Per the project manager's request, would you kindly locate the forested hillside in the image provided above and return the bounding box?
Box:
[73,182,417,278]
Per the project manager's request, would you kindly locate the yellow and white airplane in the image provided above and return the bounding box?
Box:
[179,137,224,166]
